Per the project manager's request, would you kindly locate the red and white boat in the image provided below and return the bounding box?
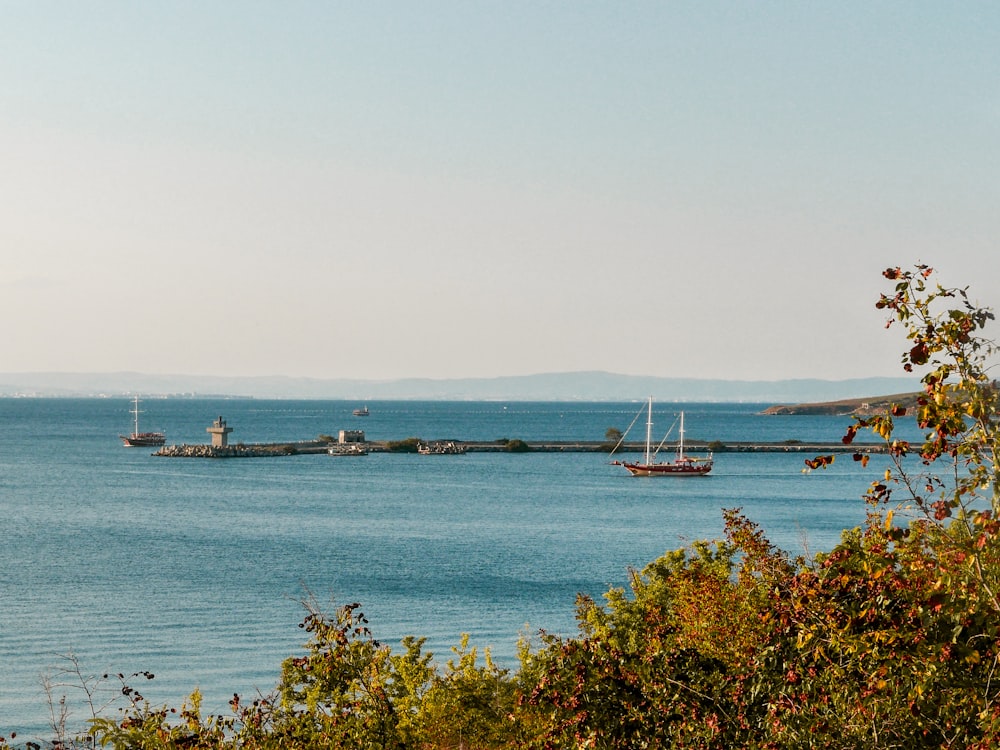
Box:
[119,395,166,447]
[611,397,713,476]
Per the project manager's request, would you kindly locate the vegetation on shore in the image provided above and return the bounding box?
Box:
[386,436,423,453]
[6,264,1000,749]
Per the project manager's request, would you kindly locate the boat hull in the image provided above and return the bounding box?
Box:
[120,432,166,447]
[619,460,712,477]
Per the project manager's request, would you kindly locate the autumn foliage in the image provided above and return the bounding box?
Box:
[12,264,1000,749]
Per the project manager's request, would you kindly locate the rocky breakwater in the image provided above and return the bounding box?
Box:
[155,441,327,458]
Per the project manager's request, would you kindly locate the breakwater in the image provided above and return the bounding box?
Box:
[153,439,882,458]
[413,441,882,454]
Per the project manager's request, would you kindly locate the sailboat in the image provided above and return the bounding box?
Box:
[611,397,713,476]
[119,395,166,447]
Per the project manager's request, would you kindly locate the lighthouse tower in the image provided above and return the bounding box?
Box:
[207,416,233,447]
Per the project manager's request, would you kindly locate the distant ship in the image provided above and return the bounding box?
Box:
[353,406,370,417]
[119,395,166,447]
[610,397,713,476]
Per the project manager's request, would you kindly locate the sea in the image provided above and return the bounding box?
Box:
[0,398,924,743]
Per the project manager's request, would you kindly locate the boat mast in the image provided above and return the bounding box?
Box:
[131,395,141,435]
[678,411,686,461]
[644,396,653,465]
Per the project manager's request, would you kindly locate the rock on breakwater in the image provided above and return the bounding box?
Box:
[155,441,327,458]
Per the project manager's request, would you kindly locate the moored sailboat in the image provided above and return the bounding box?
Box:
[119,395,166,447]
[611,397,713,476]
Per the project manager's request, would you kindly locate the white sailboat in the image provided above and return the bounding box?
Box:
[611,397,713,476]
[119,395,166,447]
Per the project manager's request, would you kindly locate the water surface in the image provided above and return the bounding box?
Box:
[0,398,908,741]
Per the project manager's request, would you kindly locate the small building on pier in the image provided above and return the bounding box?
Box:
[207,416,234,447]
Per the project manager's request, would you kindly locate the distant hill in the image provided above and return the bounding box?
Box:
[0,371,920,402]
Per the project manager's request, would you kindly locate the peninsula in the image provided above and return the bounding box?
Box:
[761,391,921,416]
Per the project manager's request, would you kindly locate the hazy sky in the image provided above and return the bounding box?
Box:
[3,2,998,381]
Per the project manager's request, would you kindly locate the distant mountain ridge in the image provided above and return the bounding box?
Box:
[0,371,919,403]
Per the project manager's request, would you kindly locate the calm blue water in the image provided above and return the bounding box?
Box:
[0,398,920,741]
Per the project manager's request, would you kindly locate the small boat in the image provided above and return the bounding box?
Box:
[417,441,466,455]
[119,395,166,447]
[328,444,368,457]
[610,397,712,476]
[352,406,370,417]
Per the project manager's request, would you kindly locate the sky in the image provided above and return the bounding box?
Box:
[2,2,998,382]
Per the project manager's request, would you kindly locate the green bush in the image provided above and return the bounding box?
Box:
[386,437,422,453]
[504,439,531,453]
